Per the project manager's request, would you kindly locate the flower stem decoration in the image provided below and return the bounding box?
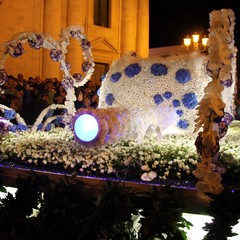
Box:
[193,9,237,201]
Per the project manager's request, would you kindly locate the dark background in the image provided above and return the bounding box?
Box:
[149,0,240,49]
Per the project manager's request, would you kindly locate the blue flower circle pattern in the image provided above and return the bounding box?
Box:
[150,63,168,76]
[163,91,172,99]
[154,94,164,105]
[110,72,122,83]
[176,109,183,117]
[124,63,141,78]
[172,99,180,108]
[175,69,192,84]
[177,119,189,129]
[4,109,16,120]
[106,93,115,106]
[182,92,198,109]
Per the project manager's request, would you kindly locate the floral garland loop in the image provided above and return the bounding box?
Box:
[0,26,95,116]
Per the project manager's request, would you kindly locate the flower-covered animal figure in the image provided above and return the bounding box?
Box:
[98,51,212,143]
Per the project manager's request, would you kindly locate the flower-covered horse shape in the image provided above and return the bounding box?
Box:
[98,52,212,143]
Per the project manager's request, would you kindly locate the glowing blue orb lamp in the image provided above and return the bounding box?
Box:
[74,114,99,142]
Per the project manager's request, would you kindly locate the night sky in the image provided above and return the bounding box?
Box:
[149,0,240,49]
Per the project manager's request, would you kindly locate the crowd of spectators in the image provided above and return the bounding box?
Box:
[0,74,99,126]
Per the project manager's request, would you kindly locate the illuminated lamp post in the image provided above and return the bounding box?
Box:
[183,33,208,52]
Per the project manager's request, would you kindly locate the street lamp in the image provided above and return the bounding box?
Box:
[183,33,208,52]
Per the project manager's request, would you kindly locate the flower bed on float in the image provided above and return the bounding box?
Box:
[0,121,240,188]
[0,9,239,199]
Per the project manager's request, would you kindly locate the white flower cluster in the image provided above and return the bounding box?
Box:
[1,121,239,182]
[219,121,240,172]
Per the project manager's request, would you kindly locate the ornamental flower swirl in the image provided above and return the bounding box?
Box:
[110,72,122,83]
[4,109,16,120]
[28,34,44,49]
[0,69,8,85]
[175,69,192,84]
[8,43,24,58]
[49,49,63,62]
[150,63,168,76]
[124,63,141,78]
[62,76,74,90]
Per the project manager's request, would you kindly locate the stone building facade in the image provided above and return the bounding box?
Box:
[0,0,149,86]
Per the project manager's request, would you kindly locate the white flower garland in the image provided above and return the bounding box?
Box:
[31,103,66,131]
[0,103,27,126]
[193,9,237,201]
[0,25,95,116]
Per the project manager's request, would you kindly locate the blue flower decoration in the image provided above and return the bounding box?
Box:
[222,112,233,125]
[37,123,43,131]
[124,63,141,78]
[9,125,17,133]
[150,63,168,76]
[101,73,106,82]
[154,94,163,105]
[49,49,63,62]
[176,109,183,117]
[182,92,198,109]
[45,109,54,118]
[163,91,172,99]
[54,116,63,125]
[45,123,51,131]
[172,99,180,108]
[17,123,28,131]
[110,72,122,83]
[105,93,115,106]
[220,79,233,87]
[4,109,16,120]
[177,119,189,129]
[175,69,191,84]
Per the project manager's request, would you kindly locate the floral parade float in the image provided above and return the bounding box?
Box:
[0,9,239,202]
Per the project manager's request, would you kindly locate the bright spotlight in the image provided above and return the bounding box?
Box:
[74,114,99,142]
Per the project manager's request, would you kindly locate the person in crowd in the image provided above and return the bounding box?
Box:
[28,85,49,125]
[14,85,24,115]
[22,82,34,124]
[74,86,86,110]
[45,79,56,105]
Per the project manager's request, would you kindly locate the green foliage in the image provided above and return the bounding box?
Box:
[134,186,192,240]
[0,180,7,194]
[203,188,240,240]
[0,172,192,240]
